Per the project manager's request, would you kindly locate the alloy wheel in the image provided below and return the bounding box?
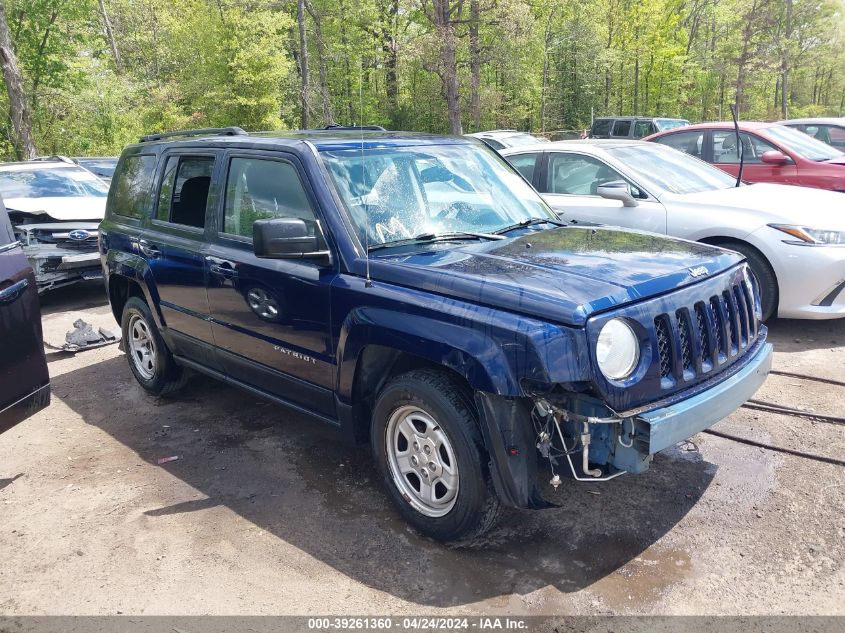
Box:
[385,405,459,517]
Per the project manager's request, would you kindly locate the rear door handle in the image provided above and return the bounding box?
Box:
[0,279,29,305]
[138,239,161,258]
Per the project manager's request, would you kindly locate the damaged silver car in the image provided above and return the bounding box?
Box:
[0,156,107,292]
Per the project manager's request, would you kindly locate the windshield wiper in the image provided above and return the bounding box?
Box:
[368,231,505,252]
[493,217,567,235]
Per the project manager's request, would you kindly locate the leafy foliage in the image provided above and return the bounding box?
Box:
[0,0,843,158]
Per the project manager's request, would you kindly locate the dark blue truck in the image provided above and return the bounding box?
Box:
[99,127,772,542]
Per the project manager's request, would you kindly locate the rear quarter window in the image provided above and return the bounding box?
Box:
[110,155,156,219]
[591,119,612,136]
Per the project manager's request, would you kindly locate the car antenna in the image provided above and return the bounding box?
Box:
[729,104,744,187]
[359,61,373,288]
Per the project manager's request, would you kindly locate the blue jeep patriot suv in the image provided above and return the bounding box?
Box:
[99,126,773,542]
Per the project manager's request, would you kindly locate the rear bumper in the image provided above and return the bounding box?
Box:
[638,340,772,455]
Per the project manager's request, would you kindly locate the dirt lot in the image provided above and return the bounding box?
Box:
[0,283,843,616]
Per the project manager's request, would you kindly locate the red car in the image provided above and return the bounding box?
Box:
[644,121,845,192]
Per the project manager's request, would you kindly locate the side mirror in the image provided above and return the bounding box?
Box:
[596,180,639,207]
[761,150,790,166]
[253,218,331,265]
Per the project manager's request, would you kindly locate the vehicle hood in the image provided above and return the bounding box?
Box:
[664,183,845,228]
[823,155,845,167]
[367,226,743,326]
[4,196,106,221]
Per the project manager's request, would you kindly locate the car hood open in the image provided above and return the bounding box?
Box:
[4,196,107,221]
[668,183,845,227]
[366,226,742,326]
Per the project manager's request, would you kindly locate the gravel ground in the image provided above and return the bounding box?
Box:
[0,282,842,616]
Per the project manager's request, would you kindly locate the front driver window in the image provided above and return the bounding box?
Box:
[712,131,777,164]
[223,158,318,239]
[546,153,629,196]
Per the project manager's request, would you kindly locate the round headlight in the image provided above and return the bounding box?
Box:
[596,318,640,380]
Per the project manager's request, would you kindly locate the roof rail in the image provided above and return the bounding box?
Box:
[320,124,387,132]
[30,155,75,164]
[138,127,248,143]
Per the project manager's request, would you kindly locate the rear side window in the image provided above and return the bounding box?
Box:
[222,157,317,239]
[507,153,539,182]
[611,120,632,137]
[111,155,156,219]
[633,120,654,138]
[653,130,706,159]
[591,119,612,136]
[155,156,214,229]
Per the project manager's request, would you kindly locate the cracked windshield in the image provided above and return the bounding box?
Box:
[320,144,555,247]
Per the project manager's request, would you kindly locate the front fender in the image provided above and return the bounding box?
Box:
[336,307,519,401]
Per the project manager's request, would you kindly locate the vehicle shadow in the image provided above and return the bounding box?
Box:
[50,355,715,608]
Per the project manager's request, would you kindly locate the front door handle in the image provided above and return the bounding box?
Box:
[0,278,29,305]
[208,262,238,279]
[138,239,161,259]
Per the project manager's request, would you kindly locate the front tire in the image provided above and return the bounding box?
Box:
[121,296,186,396]
[716,242,778,321]
[371,369,502,542]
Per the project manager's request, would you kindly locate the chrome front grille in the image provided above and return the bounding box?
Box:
[654,269,760,386]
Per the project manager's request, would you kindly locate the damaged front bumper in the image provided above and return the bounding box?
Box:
[477,338,772,509]
[23,246,101,292]
[638,341,772,456]
[13,222,102,292]
[585,338,773,476]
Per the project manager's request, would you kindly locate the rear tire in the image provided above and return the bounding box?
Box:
[121,296,187,396]
[716,242,778,321]
[371,369,502,543]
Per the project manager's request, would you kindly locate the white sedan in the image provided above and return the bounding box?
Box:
[501,140,845,320]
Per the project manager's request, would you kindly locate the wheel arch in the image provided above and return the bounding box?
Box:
[347,345,478,444]
[698,235,779,314]
[107,274,145,325]
[697,235,776,277]
[105,250,164,328]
